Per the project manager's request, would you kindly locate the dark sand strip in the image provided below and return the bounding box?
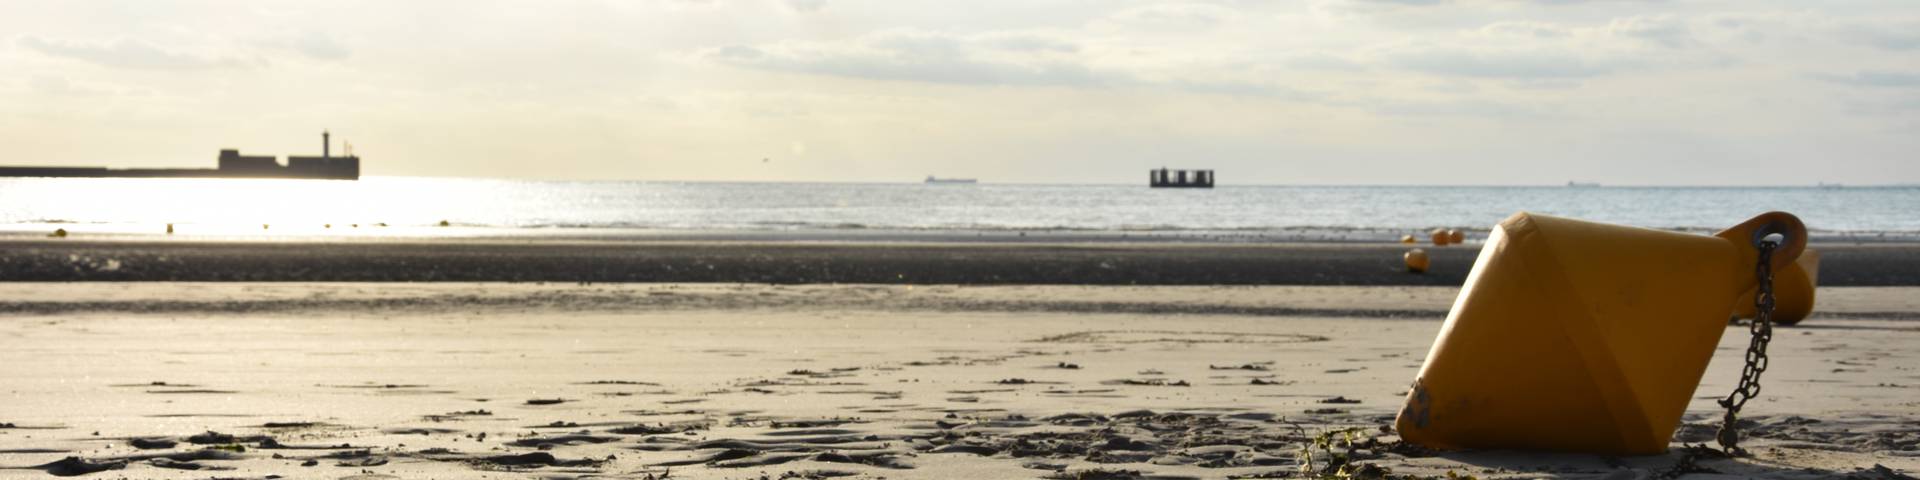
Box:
[4,239,1918,285]
[0,239,1481,284]
[0,294,1451,318]
[2,284,1915,320]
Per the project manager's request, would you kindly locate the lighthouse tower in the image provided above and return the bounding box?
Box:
[323,130,331,159]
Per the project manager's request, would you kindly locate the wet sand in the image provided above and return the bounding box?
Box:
[0,283,1915,479]
[6,238,1920,285]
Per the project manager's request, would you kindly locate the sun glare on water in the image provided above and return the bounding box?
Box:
[0,177,521,237]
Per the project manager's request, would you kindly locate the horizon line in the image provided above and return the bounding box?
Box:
[339,175,1916,189]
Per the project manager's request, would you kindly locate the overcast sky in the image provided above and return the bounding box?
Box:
[2,0,1915,185]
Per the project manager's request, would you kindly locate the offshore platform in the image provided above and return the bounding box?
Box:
[0,130,360,180]
[1149,168,1213,188]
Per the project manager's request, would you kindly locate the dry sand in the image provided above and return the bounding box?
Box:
[0,283,1915,479]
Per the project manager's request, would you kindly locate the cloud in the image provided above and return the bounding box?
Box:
[1327,0,1674,17]
[1816,70,1920,89]
[705,27,1324,99]
[1478,21,1574,39]
[1341,0,1448,7]
[1367,97,1557,119]
[1286,53,1367,71]
[1477,16,1694,47]
[1334,0,1664,8]
[23,75,136,97]
[708,29,1109,87]
[1837,21,1920,51]
[1099,3,1235,31]
[28,75,77,95]
[1604,15,1693,48]
[1529,0,1668,4]
[1840,97,1920,116]
[975,32,1080,53]
[1386,46,1610,79]
[1368,15,1718,81]
[15,35,257,69]
[786,0,826,13]
[255,31,351,61]
[701,9,1717,98]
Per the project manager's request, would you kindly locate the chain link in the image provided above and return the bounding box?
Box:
[1715,240,1777,456]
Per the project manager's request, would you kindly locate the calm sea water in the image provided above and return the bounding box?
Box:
[0,177,1912,239]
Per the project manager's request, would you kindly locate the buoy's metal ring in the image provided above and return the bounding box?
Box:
[1749,222,1792,249]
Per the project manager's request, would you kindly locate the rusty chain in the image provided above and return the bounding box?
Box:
[1715,239,1777,456]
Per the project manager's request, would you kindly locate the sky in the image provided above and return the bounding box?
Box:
[1,0,1916,185]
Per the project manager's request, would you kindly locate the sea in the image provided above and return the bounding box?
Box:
[1,177,1914,242]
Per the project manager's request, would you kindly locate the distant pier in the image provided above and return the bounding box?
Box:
[0,130,360,180]
[1150,168,1213,188]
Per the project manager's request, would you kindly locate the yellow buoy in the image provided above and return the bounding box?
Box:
[1396,211,1805,455]
[1400,234,1417,244]
[1404,248,1430,274]
[166,223,174,234]
[50,228,68,238]
[1429,229,1451,246]
[1733,248,1820,325]
[1448,229,1465,245]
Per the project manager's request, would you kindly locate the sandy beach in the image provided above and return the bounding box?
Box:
[1,283,1914,479]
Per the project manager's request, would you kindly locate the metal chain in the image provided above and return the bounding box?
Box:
[1715,240,1777,456]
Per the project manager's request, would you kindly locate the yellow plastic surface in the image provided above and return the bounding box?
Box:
[1396,211,1805,455]
[1734,248,1820,325]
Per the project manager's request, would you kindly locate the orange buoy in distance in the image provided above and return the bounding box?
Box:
[1429,229,1451,246]
[1404,248,1430,274]
[1400,234,1417,244]
[1448,229,1465,245]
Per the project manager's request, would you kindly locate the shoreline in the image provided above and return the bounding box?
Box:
[4,283,1918,320]
[6,237,1920,285]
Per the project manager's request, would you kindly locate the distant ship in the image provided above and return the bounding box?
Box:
[1566,181,1600,188]
[925,176,977,184]
[1150,168,1213,188]
[0,130,360,180]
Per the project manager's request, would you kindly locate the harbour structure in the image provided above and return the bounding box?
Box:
[1150,168,1213,188]
[0,131,360,180]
